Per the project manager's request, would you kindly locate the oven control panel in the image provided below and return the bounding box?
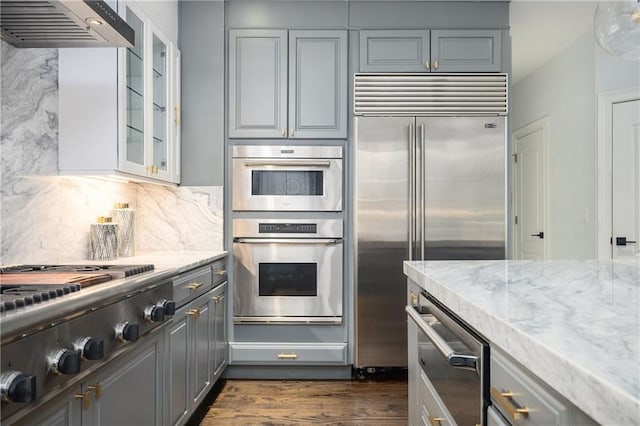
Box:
[259,223,317,234]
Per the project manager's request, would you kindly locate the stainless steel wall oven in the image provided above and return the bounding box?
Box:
[232,145,343,212]
[233,219,343,323]
[406,290,489,425]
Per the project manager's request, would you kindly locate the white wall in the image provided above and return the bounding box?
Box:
[512,33,596,259]
[512,31,640,259]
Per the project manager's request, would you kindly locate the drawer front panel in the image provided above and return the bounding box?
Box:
[211,258,227,287]
[230,343,347,365]
[173,266,213,307]
[491,349,569,425]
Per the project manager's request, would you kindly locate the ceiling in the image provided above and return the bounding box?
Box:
[509,1,597,84]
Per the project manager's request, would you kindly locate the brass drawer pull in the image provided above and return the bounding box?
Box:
[429,415,444,426]
[186,282,203,290]
[75,391,90,409]
[186,308,201,319]
[490,387,530,420]
[214,269,227,276]
[211,295,224,303]
[87,383,102,399]
[277,352,298,360]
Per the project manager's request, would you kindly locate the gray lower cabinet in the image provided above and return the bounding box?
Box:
[229,29,347,139]
[19,331,164,426]
[490,348,598,426]
[166,282,228,426]
[360,29,502,72]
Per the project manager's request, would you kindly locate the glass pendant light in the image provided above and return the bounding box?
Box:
[594,0,640,59]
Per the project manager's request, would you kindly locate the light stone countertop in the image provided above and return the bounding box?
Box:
[1,250,228,343]
[404,259,640,426]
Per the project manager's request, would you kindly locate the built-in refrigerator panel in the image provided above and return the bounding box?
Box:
[418,116,506,260]
[355,116,506,368]
[355,116,412,368]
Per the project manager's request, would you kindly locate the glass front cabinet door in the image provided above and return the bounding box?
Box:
[121,3,180,183]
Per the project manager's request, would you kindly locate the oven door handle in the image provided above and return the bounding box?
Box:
[233,238,343,245]
[405,305,478,371]
[243,159,332,168]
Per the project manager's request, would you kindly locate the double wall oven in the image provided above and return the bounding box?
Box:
[231,145,343,324]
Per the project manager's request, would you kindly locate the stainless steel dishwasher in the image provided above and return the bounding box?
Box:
[406,290,489,426]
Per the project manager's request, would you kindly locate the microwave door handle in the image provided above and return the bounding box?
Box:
[234,238,342,245]
[243,160,331,168]
[405,305,478,371]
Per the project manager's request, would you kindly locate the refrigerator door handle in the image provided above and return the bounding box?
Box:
[420,122,426,260]
[409,122,415,261]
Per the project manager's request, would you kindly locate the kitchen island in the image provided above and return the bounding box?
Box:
[404,259,640,426]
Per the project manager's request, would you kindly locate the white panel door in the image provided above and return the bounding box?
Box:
[514,119,547,260]
[612,99,640,258]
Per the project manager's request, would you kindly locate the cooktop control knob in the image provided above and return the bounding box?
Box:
[74,337,105,360]
[0,371,36,403]
[157,299,176,316]
[115,322,139,342]
[144,305,165,323]
[48,349,81,375]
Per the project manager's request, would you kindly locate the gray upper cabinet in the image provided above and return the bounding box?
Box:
[229,29,288,138]
[289,30,347,139]
[431,29,501,72]
[359,30,430,72]
[359,29,502,73]
[229,29,347,139]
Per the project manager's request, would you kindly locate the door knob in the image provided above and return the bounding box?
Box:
[615,237,636,246]
[531,232,544,239]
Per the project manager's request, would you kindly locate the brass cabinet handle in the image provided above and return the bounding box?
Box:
[211,295,224,303]
[289,128,294,137]
[277,352,298,360]
[428,415,444,426]
[75,391,91,410]
[175,106,181,125]
[87,383,102,399]
[186,308,201,319]
[434,60,439,70]
[490,387,530,420]
[214,269,227,276]
[425,61,430,70]
[152,165,159,174]
[281,128,286,137]
[186,282,203,290]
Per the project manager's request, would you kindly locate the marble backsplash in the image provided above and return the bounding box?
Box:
[0,41,223,264]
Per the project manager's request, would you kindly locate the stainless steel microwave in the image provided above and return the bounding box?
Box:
[232,145,343,212]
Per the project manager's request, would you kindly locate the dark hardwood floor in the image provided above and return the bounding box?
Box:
[196,378,408,425]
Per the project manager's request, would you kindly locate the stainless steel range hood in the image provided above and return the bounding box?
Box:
[0,0,134,48]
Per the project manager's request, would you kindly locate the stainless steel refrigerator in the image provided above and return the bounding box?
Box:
[354,115,506,368]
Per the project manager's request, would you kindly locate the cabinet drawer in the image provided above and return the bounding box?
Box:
[173,266,213,307]
[417,369,454,426]
[491,349,569,425]
[230,343,347,365]
[211,258,227,287]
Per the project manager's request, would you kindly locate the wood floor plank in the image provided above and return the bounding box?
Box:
[198,379,408,425]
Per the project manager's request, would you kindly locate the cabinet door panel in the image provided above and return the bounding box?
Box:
[87,335,162,425]
[192,298,211,405]
[229,29,288,138]
[360,30,430,72]
[167,314,189,426]
[212,282,228,377]
[430,30,501,72]
[289,30,347,139]
[122,5,147,174]
[12,386,82,426]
